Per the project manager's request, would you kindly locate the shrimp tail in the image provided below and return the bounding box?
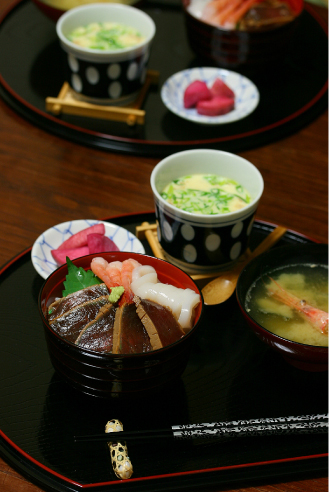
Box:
[266,277,328,335]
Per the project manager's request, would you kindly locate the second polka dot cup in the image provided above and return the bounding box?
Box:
[150,149,264,275]
[56,3,156,104]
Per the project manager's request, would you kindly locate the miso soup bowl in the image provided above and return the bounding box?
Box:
[150,149,264,274]
[56,3,156,104]
[38,251,203,398]
[236,244,328,372]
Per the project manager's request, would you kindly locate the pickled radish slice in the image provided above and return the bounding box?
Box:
[184,80,212,108]
[57,224,105,250]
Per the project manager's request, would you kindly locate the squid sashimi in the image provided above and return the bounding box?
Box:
[130,265,200,330]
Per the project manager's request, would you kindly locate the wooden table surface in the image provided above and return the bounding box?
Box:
[0,0,328,491]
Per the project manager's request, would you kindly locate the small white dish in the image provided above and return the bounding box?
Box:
[161,67,259,125]
[31,219,145,279]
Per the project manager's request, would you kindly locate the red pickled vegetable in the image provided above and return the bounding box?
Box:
[57,224,106,250]
[184,80,212,108]
[210,78,235,99]
[51,246,90,265]
[197,96,235,116]
[87,233,119,253]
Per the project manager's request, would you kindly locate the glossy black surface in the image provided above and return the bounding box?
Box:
[0,0,327,156]
[0,213,327,492]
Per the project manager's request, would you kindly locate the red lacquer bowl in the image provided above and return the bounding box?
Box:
[39,252,203,398]
[182,0,304,69]
[236,244,328,372]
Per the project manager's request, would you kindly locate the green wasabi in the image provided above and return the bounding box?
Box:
[109,286,125,304]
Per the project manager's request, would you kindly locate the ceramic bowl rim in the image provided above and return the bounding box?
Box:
[56,2,156,58]
[39,251,204,359]
[236,243,328,351]
[150,148,264,223]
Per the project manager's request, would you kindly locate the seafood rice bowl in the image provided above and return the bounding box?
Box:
[182,0,304,68]
[39,251,204,398]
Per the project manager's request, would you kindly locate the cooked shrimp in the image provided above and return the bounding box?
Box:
[266,277,329,335]
[201,0,228,23]
[120,259,141,301]
[91,258,141,301]
[226,0,260,25]
[200,0,299,29]
[105,261,123,287]
[215,0,244,26]
[90,257,114,289]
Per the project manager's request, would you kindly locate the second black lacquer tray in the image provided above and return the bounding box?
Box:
[0,0,327,156]
[0,212,327,492]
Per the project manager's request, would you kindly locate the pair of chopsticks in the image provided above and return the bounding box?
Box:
[74,414,328,443]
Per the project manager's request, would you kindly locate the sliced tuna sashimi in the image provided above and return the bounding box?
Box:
[197,96,235,116]
[134,296,185,350]
[184,80,212,108]
[48,283,109,321]
[75,304,116,353]
[112,303,152,354]
[49,296,110,343]
[57,223,106,250]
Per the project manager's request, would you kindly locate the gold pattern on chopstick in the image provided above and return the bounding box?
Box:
[105,419,133,480]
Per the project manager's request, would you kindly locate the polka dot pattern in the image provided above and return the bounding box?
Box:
[71,73,82,93]
[155,204,255,268]
[65,51,150,101]
[85,66,100,85]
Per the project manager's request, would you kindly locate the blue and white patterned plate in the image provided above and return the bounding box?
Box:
[31,219,145,279]
[161,67,259,125]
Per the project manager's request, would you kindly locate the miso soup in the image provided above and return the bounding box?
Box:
[245,263,328,347]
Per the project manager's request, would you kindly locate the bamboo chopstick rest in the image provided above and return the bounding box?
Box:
[136,222,165,259]
[46,71,159,126]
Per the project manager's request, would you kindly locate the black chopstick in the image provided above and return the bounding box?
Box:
[74,413,328,443]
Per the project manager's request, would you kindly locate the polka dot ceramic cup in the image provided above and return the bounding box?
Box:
[56,3,156,104]
[150,149,264,274]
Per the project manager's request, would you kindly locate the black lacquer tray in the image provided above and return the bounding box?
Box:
[0,212,327,492]
[0,0,327,156]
